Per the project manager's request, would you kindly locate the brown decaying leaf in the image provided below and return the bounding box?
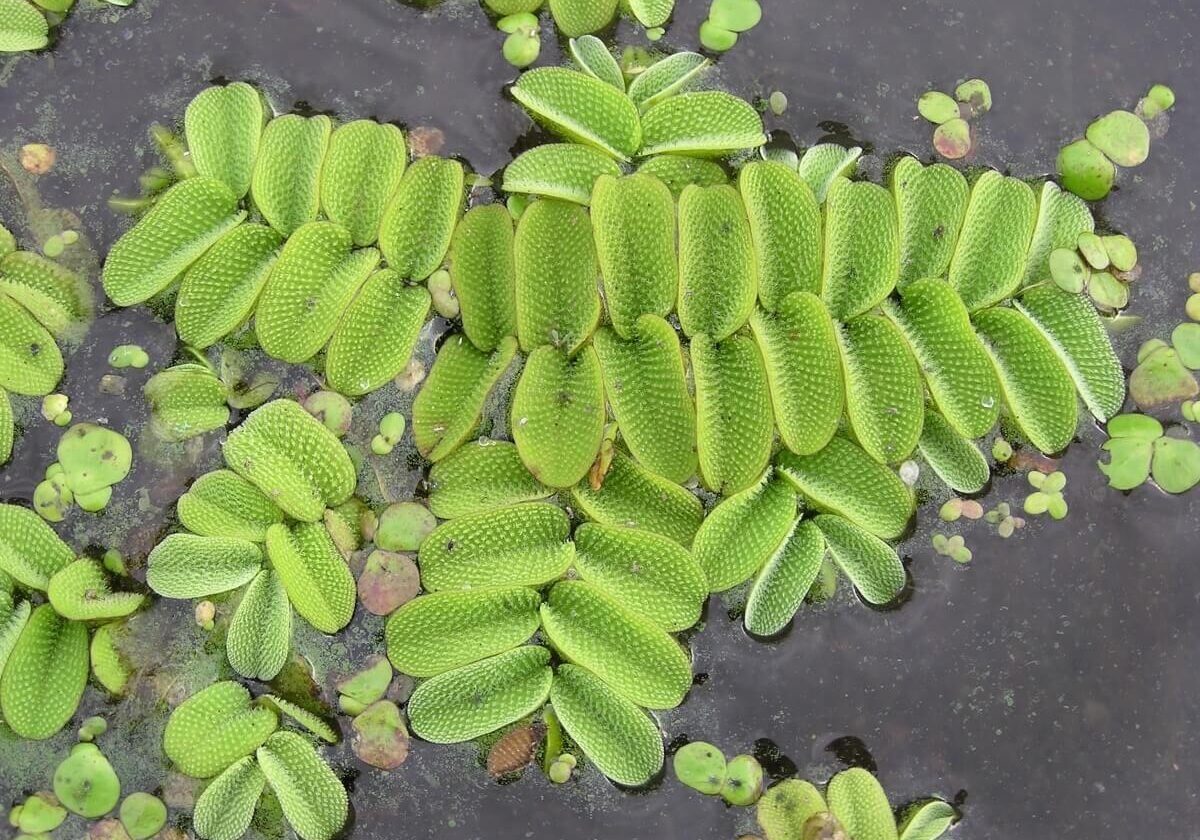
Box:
[486,722,546,778]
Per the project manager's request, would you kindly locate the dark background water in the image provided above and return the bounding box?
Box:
[1,0,1198,838]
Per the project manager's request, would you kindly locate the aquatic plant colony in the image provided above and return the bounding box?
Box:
[0,2,1193,839]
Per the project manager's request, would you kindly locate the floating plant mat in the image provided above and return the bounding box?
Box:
[0,10,1192,840]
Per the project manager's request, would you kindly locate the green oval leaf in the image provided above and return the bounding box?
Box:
[692,470,796,593]
[1021,180,1094,288]
[256,731,348,840]
[890,157,968,288]
[320,120,408,247]
[251,114,332,237]
[640,91,765,157]
[0,285,64,395]
[636,154,728,195]
[821,176,899,320]
[0,251,90,340]
[192,757,266,840]
[502,143,621,206]
[796,143,861,203]
[448,204,518,352]
[570,449,704,547]
[223,399,357,522]
[511,67,642,160]
[418,502,574,591]
[678,183,757,341]
[177,469,284,543]
[740,160,822,310]
[406,645,553,743]
[0,0,49,52]
[0,604,88,740]
[227,568,291,681]
[814,514,905,606]
[411,334,519,462]
[385,586,541,677]
[827,767,899,840]
[550,663,664,786]
[574,523,706,631]
[949,171,1037,311]
[627,52,709,110]
[837,314,925,464]
[514,197,602,353]
[47,558,143,621]
[917,408,990,494]
[540,580,691,709]
[427,440,552,519]
[378,154,464,281]
[744,518,825,636]
[175,223,282,349]
[692,331,774,495]
[750,291,844,456]
[0,502,74,590]
[185,82,266,199]
[547,0,618,37]
[775,435,914,540]
[568,35,624,90]
[164,681,279,779]
[146,533,263,598]
[264,521,356,634]
[592,317,696,484]
[325,268,430,396]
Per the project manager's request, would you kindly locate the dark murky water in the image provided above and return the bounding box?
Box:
[1,0,1199,837]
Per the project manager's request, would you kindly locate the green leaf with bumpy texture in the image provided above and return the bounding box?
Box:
[837,314,925,464]
[757,780,828,840]
[898,800,957,840]
[796,143,861,203]
[1022,180,1095,288]
[548,0,618,37]
[428,440,552,519]
[192,757,266,840]
[412,334,519,462]
[891,156,968,289]
[260,695,338,744]
[378,155,464,280]
[574,523,705,631]
[974,306,1078,454]
[255,222,378,363]
[740,161,822,310]
[593,317,696,484]
[176,223,282,348]
[251,114,332,237]
[511,67,642,161]
[0,503,74,590]
[144,363,231,442]
[883,278,1001,440]
[627,0,673,27]
[47,558,143,621]
[750,291,843,456]
[164,681,279,778]
[0,251,90,339]
[591,174,678,338]
[948,171,1037,311]
[569,35,624,90]
[514,198,602,353]
[570,449,704,547]
[385,586,541,677]
[814,514,904,606]
[821,176,899,320]
[1017,285,1125,422]
[407,646,553,743]
[692,470,796,593]
[744,518,825,636]
[0,604,88,740]
[0,286,63,395]
[449,204,518,352]
[227,569,291,681]
[0,0,49,52]
[678,184,757,341]
[146,533,263,598]
[550,664,664,786]
[0,387,11,465]
[257,731,348,840]
[917,409,990,494]
[827,767,899,840]
[540,580,691,709]
[627,52,709,110]
[325,269,430,396]
[264,522,356,634]
[503,144,621,206]
[775,436,914,540]
[223,399,357,522]
[103,176,246,306]
[640,91,766,157]
[185,83,266,199]
[692,332,774,495]
[636,154,728,195]
[0,585,29,679]
[511,345,606,489]
[320,120,407,247]
[418,502,573,591]
[177,469,284,543]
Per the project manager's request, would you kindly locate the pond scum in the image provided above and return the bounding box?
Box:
[0,17,1187,840]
